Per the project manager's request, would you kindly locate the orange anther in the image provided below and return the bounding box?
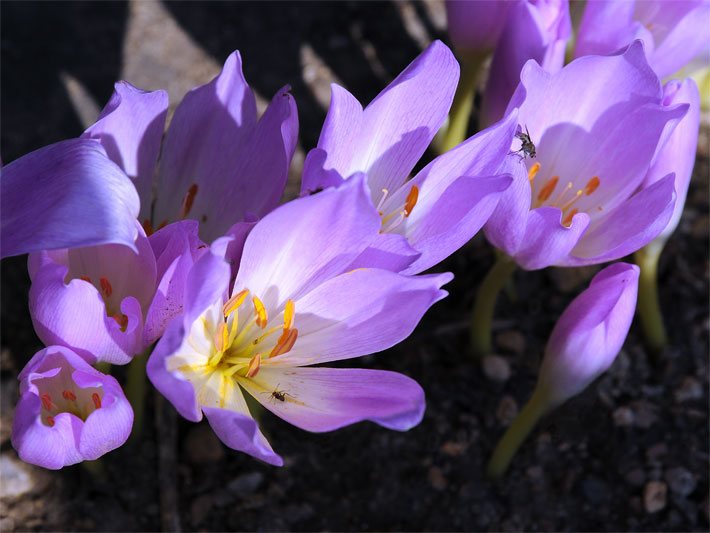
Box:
[223,289,249,317]
[245,354,261,378]
[157,220,169,231]
[99,277,113,297]
[404,185,419,217]
[40,393,54,411]
[79,275,92,283]
[562,208,579,227]
[283,299,295,331]
[252,296,268,329]
[270,328,299,358]
[46,416,55,427]
[62,390,77,401]
[528,162,541,182]
[537,176,559,203]
[180,184,199,219]
[585,176,600,195]
[112,313,129,332]
[92,393,102,409]
[142,218,154,236]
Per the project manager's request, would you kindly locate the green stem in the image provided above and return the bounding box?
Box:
[82,457,106,479]
[487,387,550,479]
[95,362,111,374]
[634,240,668,360]
[126,352,148,444]
[436,52,488,153]
[470,254,517,359]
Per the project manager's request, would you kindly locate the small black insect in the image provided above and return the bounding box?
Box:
[271,389,287,402]
[514,126,536,159]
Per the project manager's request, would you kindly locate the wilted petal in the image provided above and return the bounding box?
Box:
[241,366,425,432]
[1,139,139,258]
[82,81,168,220]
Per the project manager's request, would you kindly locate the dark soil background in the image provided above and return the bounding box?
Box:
[1,2,708,531]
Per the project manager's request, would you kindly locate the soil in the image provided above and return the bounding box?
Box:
[1,2,708,531]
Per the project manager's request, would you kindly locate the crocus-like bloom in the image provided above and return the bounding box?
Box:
[481,0,571,126]
[148,176,450,465]
[302,40,515,275]
[641,78,700,243]
[575,0,710,79]
[484,42,686,270]
[28,51,296,363]
[12,345,133,469]
[445,0,517,56]
[0,139,139,259]
[537,263,639,405]
[83,51,297,243]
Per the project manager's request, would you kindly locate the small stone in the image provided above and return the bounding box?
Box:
[625,468,646,487]
[0,453,35,500]
[185,424,225,464]
[632,401,658,429]
[496,395,518,426]
[664,467,696,497]
[440,440,467,457]
[190,494,213,527]
[675,377,703,403]
[428,466,447,491]
[0,517,15,532]
[643,481,668,513]
[526,465,543,480]
[227,472,264,494]
[495,330,526,355]
[646,442,668,463]
[613,406,635,427]
[482,355,511,383]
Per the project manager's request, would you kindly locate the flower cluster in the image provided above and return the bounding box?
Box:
[1,2,704,479]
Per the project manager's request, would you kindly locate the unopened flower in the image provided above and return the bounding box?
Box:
[575,0,710,79]
[0,139,139,259]
[445,0,517,56]
[12,346,133,469]
[481,0,571,126]
[149,176,450,465]
[484,42,686,270]
[303,41,515,274]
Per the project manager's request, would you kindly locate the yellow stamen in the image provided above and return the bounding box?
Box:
[562,208,579,227]
[252,296,268,329]
[559,190,583,212]
[245,354,261,378]
[224,289,249,317]
[527,162,541,182]
[537,176,559,203]
[404,185,419,217]
[269,328,299,358]
[283,299,295,330]
[584,176,600,195]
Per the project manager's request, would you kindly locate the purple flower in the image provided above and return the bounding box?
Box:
[1,139,140,259]
[84,51,298,243]
[148,176,451,465]
[538,263,639,405]
[302,41,515,274]
[481,0,571,126]
[445,0,518,56]
[641,78,700,243]
[484,42,687,270]
[12,346,133,469]
[574,0,710,79]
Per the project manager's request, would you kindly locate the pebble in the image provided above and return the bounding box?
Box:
[428,466,448,491]
[632,401,658,429]
[0,453,34,500]
[675,377,703,403]
[482,355,511,383]
[227,472,264,494]
[495,330,526,355]
[612,406,635,427]
[496,395,519,426]
[185,424,225,464]
[440,441,468,457]
[643,481,668,513]
[664,467,696,497]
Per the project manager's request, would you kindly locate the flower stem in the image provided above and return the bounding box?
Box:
[95,362,111,374]
[470,254,517,359]
[435,51,488,153]
[127,351,149,444]
[634,241,668,361]
[487,387,550,479]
